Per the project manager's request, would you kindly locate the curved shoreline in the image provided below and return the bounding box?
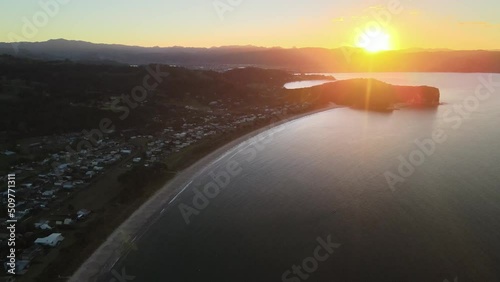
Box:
[69,105,341,282]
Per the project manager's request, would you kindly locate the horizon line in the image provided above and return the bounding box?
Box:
[2,38,500,52]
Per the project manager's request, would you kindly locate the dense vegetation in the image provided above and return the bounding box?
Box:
[2,39,500,73]
[0,56,307,139]
[0,55,439,142]
[288,78,440,110]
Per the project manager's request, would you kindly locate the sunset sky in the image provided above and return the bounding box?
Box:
[2,0,500,50]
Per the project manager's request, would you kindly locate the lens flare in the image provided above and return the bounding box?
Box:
[356,30,392,53]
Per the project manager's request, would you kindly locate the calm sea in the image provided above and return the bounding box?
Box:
[101,73,500,282]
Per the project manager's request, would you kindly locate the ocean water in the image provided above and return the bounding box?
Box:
[101,73,500,282]
[284,80,335,89]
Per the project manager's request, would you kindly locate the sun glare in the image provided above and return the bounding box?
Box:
[356,31,391,53]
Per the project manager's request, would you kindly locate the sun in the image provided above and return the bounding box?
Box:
[356,31,392,53]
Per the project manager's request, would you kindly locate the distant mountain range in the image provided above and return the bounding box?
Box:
[1,39,500,73]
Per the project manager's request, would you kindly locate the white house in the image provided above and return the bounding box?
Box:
[42,190,55,196]
[34,233,64,247]
[77,209,91,220]
[21,183,33,189]
[85,171,95,178]
[58,164,70,171]
[93,166,104,171]
[3,150,16,156]
[63,218,74,225]
[38,223,53,230]
[34,220,52,230]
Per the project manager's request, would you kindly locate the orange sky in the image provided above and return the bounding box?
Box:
[2,0,500,50]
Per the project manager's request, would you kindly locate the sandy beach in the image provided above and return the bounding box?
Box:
[69,105,341,281]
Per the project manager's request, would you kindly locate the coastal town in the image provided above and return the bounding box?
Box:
[3,0,500,280]
[0,55,337,280]
[0,96,314,280]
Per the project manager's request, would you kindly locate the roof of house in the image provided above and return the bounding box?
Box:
[36,233,63,242]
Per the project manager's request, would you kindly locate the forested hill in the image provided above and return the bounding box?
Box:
[1,39,500,72]
[0,56,331,138]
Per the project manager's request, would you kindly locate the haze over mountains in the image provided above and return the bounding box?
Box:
[1,39,500,72]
